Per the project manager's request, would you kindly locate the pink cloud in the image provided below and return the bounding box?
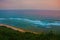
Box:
[0,0,60,10]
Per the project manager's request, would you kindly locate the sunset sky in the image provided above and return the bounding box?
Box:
[0,0,60,10]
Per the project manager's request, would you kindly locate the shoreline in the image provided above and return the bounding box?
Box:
[0,24,25,32]
[0,24,38,34]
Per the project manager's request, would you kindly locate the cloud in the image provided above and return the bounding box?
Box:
[0,0,60,10]
[0,0,3,1]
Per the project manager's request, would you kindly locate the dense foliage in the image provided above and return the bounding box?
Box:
[0,26,60,40]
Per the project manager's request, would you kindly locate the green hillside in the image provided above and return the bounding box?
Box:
[0,26,60,40]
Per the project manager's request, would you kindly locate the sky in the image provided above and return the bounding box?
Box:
[0,0,60,10]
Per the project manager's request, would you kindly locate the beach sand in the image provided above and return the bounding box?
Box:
[0,24,38,34]
[0,24,25,32]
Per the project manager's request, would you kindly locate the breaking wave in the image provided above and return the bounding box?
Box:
[0,18,60,26]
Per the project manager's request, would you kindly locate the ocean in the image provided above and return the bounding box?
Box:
[0,10,60,32]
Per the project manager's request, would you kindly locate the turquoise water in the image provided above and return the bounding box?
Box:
[0,10,60,32]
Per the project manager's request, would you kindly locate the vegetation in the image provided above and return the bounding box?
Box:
[0,26,60,40]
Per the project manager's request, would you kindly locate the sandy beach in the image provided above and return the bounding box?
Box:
[0,24,26,32]
[0,24,38,34]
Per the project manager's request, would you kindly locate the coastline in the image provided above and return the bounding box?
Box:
[0,24,38,34]
[0,24,25,32]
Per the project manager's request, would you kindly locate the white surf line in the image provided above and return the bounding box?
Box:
[0,18,60,26]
